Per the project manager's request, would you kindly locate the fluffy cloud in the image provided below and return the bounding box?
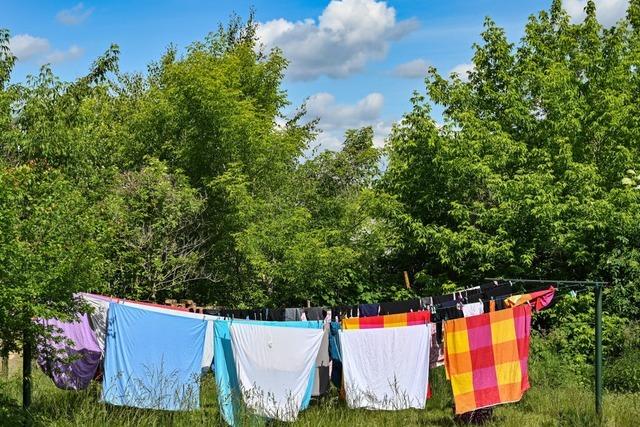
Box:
[56,3,94,25]
[258,0,418,81]
[9,34,84,64]
[8,35,50,61]
[392,58,429,78]
[44,45,85,64]
[450,63,474,82]
[563,0,629,26]
[307,92,384,129]
[305,92,393,150]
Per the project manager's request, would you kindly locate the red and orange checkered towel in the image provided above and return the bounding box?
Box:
[341,310,431,329]
[444,304,532,414]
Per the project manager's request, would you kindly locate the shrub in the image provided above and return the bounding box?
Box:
[604,348,640,393]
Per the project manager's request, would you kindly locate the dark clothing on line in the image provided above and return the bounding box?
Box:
[358,303,380,317]
[378,299,421,315]
[305,307,325,321]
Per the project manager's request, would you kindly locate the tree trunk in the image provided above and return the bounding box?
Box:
[0,349,8,378]
[22,332,32,411]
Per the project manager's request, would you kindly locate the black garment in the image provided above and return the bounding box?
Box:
[434,300,463,322]
[358,303,379,317]
[378,299,421,315]
[432,293,455,305]
[482,296,508,313]
[464,289,482,303]
[483,284,513,299]
[481,284,512,311]
[268,308,285,321]
[481,282,499,291]
[483,300,491,313]
[331,360,343,390]
[305,307,325,321]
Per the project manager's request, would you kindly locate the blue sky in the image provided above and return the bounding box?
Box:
[2,0,629,150]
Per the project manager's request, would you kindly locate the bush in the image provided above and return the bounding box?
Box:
[604,349,640,393]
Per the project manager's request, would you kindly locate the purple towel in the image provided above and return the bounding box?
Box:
[37,313,102,390]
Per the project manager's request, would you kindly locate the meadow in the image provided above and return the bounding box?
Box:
[1,341,639,427]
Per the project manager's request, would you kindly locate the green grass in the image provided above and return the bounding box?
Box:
[1,355,639,426]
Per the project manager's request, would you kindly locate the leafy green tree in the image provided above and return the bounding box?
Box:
[101,158,208,301]
[0,164,105,354]
[233,127,404,306]
[382,0,640,365]
[115,15,316,305]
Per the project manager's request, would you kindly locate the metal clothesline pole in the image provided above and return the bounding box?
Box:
[484,277,607,419]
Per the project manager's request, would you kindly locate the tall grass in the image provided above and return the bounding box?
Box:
[1,350,639,426]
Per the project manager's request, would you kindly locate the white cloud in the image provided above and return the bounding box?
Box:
[8,35,50,61]
[56,3,94,25]
[563,0,629,26]
[305,92,394,150]
[9,34,84,64]
[392,58,429,78]
[307,92,384,129]
[44,45,84,64]
[450,63,474,82]
[257,0,419,81]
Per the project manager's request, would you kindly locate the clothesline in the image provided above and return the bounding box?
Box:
[211,280,544,322]
[36,282,565,424]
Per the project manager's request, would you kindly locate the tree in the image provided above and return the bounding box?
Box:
[233,127,405,306]
[382,0,640,362]
[0,164,105,357]
[115,15,316,305]
[101,158,209,301]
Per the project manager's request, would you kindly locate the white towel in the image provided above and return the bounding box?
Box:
[340,324,431,410]
[230,323,324,422]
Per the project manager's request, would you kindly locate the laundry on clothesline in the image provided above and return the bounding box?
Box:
[33,279,557,422]
[230,322,324,422]
[341,310,431,330]
[214,319,322,426]
[444,304,532,414]
[340,324,432,410]
[102,302,208,411]
[36,313,102,391]
[505,286,556,311]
